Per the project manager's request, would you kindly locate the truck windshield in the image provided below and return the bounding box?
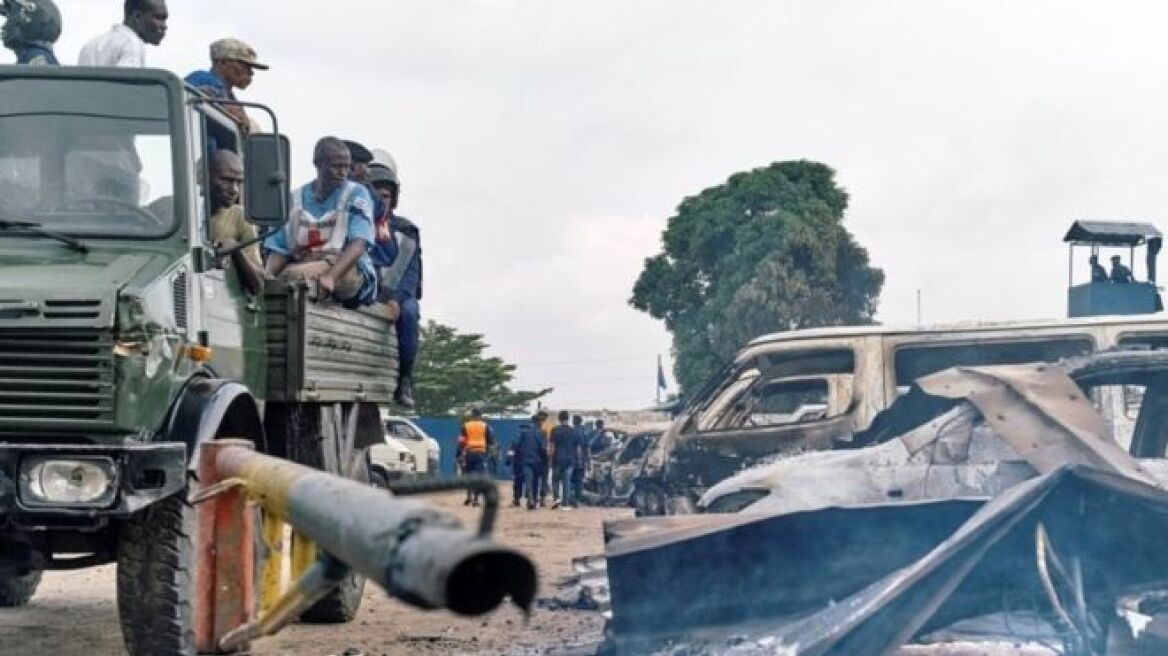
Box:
[0,78,176,238]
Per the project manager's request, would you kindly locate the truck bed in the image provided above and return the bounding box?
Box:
[260,284,399,403]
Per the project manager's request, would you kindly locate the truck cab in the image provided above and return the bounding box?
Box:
[0,66,398,653]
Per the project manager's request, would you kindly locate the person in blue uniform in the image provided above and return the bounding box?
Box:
[365,151,422,408]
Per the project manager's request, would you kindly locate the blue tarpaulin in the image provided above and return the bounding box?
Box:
[414,417,531,478]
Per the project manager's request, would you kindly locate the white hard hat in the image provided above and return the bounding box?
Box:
[369,148,399,185]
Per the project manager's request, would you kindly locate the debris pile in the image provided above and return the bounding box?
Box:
[537,555,611,615]
[599,352,1168,655]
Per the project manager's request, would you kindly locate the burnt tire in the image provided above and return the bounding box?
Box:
[116,491,197,656]
[0,569,42,607]
[299,453,370,624]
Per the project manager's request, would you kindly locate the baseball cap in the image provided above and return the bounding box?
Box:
[210,38,269,70]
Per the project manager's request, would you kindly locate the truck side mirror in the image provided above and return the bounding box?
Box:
[244,133,290,227]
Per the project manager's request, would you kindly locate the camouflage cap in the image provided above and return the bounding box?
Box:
[210,38,269,70]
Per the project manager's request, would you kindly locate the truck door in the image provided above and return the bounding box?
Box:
[672,348,858,493]
[190,109,261,386]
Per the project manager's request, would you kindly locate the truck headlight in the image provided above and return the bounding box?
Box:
[19,457,118,507]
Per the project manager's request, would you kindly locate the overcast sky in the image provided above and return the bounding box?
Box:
[26,1,1168,409]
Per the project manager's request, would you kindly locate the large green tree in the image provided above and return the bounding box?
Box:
[631,160,884,394]
[413,320,552,416]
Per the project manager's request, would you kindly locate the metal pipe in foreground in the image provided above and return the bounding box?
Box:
[212,444,538,616]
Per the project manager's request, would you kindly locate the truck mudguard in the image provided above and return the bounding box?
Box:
[163,376,266,465]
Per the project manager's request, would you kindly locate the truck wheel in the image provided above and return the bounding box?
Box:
[116,491,197,656]
[0,569,42,607]
[299,454,369,624]
[369,468,389,490]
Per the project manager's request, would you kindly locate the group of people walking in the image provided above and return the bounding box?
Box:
[510,412,599,511]
[456,410,603,510]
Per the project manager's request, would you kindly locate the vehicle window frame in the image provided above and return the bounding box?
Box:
[725,376,831,429]
[1117,331,1168,350]
[399,422,423,441]
[889,335,1097,388]
[0,77,184,240]
[193,106,243,257]
[691,347,858,436]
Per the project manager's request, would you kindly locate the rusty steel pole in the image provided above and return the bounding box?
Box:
[211,442,537,617]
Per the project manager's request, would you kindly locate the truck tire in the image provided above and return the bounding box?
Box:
[0,569,41,607]
[369,468,389,490]
[116,491,197,656]
[299,449,370,624]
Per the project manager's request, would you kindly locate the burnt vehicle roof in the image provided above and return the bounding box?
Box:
[743,313,1168,352]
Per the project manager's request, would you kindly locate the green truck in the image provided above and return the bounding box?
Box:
[0,66,398,653]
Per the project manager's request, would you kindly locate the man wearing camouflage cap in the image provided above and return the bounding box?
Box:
[186,38,268,130]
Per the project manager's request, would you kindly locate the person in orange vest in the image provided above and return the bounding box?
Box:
[458,407,495,506]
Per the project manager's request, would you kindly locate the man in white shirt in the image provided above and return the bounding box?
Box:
[78,0,167,67]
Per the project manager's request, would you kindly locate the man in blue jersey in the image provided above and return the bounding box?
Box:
[264,137,377,306]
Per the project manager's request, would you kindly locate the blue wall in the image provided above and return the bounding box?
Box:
[414,417,530,478]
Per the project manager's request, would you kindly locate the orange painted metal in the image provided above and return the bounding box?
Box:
[195,439,258,654]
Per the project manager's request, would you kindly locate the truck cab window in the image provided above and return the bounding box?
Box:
[0,79,176,237]
[197,111,241,252]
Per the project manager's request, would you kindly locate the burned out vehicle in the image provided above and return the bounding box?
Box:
[582,428,662,506]
[0,66,399,653]
[632,315,1168,516]
[603,350,1168,654]
[700,349,1168,514]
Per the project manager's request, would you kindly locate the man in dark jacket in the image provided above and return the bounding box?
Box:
[571,415,588,503]
[513,418,546,510]
[551,411,582,509]
[364,150,422,408]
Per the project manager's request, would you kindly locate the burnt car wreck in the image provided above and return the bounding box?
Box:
[630,315,1168,517]
[601,350,1168,655]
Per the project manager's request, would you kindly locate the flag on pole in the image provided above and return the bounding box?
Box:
[657,355,667,391]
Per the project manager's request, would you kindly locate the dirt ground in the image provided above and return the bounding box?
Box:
[0,485,629,656]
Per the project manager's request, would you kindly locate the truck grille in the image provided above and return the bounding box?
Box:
[0,328,114,434]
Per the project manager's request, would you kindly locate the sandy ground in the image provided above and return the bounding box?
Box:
[0,485,628,656]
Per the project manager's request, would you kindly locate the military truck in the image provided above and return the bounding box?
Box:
[0,66,398,654]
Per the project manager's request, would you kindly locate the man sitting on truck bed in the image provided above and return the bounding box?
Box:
[263,136,378,305]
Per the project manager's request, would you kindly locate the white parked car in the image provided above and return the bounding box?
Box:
[368,430,417,487]
[382,414,441,477]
